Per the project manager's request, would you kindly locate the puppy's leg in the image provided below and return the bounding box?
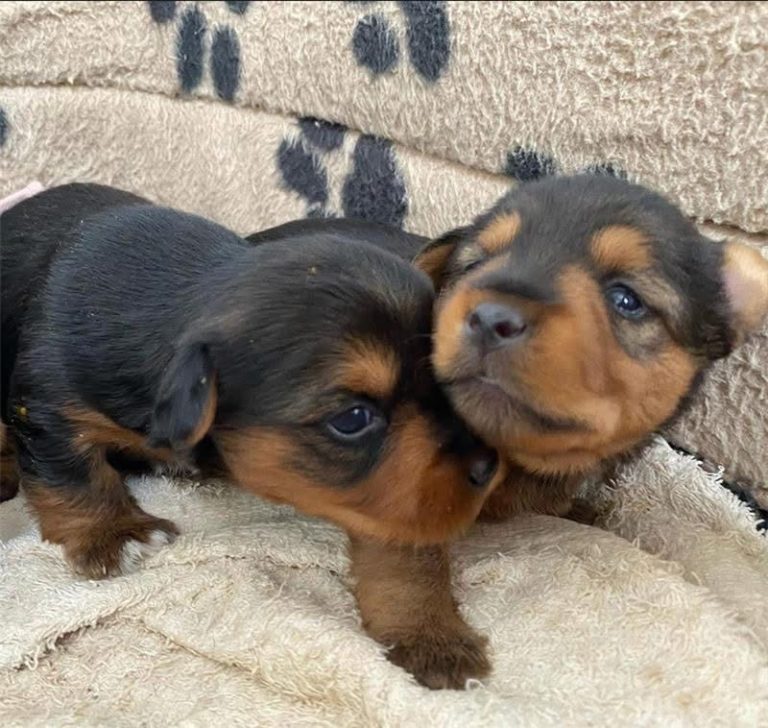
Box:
[0,424,20,502]
[18,413,177,577]
[349,536,489,690]
[478,468,585,521]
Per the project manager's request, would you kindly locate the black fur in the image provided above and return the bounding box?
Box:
[1,183,485,496]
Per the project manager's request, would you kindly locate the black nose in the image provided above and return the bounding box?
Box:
[468,448,498,488]
[467,303,527,348]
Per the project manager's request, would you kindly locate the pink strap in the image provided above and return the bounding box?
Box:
[0,181,45,215]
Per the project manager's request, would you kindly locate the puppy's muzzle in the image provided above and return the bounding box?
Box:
[467,302,527,351]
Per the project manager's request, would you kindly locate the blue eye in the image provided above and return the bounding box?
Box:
[327,406,379,439]
[606,284,647,319]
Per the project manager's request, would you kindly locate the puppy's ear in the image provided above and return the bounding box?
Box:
[413,226,470,288]
[721,241,768,346]
[148,343,217,451]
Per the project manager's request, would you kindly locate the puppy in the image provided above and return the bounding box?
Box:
[414,174,768,520]
[248,175,768,686]
[0,183,498,689]
[249,174,768,512]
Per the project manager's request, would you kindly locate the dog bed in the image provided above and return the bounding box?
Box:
[1,2,767,725]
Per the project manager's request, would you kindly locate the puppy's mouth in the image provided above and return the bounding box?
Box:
[444,374,586,435]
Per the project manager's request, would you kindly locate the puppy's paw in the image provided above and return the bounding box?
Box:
[65,517,179,579]
[385,627,490,690]
[0,470,20,502]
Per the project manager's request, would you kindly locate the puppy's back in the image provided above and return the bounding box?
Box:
[1,184,147,418]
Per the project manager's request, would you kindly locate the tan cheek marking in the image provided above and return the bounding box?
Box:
[516,266,619,427]
[335,341,399,400]
[432,257,511,377]
[216,409,487,545]
[477,212,521,255]
[591,225,651,272]
[511,266,697,470]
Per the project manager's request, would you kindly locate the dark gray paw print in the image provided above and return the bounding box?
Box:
[277,118,408,227]
[351,0,450,82]
[147,1,249,101]
[0,107,8,148]
[503,146,628,182]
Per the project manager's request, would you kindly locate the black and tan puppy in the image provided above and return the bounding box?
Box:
[262,176,768,517]
[248,174,768,685]
[0,183,498,689]
[414,174,768,519]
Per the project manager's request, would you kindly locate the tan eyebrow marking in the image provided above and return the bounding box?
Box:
[591,225,651,272]
[335,340,399,399]
[477,212,521,254]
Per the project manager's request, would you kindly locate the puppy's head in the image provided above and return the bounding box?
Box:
[416,175,768,476]
[149,237,498,544]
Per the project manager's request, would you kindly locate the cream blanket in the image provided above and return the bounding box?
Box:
[1,440,767,726]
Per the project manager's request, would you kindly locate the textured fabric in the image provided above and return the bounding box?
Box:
[1,2,768,722]
[1,440,767,726]
[1,1,766,489]
[1,1,766,231]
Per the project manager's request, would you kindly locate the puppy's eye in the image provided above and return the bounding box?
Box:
[605,284,647,319]
[327,406,381,439]
[463,259,483,273]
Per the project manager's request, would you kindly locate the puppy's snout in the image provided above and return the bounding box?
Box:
[467,303,527,348]
[468,448,498,489]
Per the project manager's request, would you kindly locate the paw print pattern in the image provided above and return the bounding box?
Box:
[148,0,177,23]
[504,147,557,182]
[582,162,628,180]
[351,1,450,82]
[0,107,8,147]
[504,146,628,182]
[147,1,247,102]
[352,14,399,75]
[277,118,408,228]
[342,135,407,226]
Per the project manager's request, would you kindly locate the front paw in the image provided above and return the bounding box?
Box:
[64,516,178,579]
[385,627,490,690]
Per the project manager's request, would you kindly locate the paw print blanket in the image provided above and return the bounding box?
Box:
[1,2,767,725]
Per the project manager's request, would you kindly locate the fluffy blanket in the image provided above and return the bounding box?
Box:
[2,440,767,726]
[1,2,767,724]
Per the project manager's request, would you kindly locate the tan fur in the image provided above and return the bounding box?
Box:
[65,406,177,461]
[215,403,491,545]
[24,457,177,578]
[434,265,697,475]
[477,212,521,254]
[335,340,399,400]
[478,467,584,521]
[186,374,218,446]
[414,241,456,286]
[349,537,489,690]
[591,225,651,272]
[0,424,20,502]
[723,242,768,340]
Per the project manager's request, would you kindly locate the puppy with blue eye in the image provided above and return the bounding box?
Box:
[252,175,768,521]
[0,183,499,690]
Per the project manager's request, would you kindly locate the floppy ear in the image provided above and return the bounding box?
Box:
[413,226,470,288]
[148,343,217,451]
[721,241,768,345]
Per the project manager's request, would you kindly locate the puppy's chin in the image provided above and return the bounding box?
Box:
[444,376,634,477]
